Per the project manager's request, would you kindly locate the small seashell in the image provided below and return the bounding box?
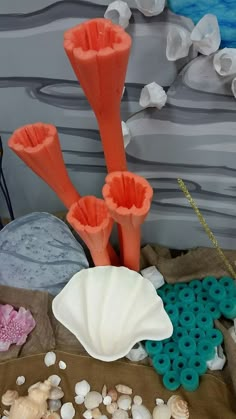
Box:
[83,410,93,419]
[1,390,18,406]
[59,360,67,370]
[75,380,91,397]
[122,121,131,148]
[167,395,189,419]
[108,389,118,402]
[84,391,103,410]
[126,342,148,362]
[48,375,61,387]
[191,14,221,55]
[75,394,85,405]
[231,77,236,99]
[166,26,192,61]
[43,412,61,419]
[103,395,112,406]
[16,376,25,386]
[213,48,236,76]
[102,384,107,398]
[117,395,132,411]
[139,82,167,110]
[133,395,142,405]
[61,402,75,419]
[49,399,62,412]
[44,351,56,367]
[106,402,118,414]
[135,0,165,17]
[153,404,171,419]
[91,407,102,418]
[132,404,152,419]
[49,386,64,400]
[115,384,132,395]
[104,0,132,29]
[112,409,129,419]
[155,398,164,406]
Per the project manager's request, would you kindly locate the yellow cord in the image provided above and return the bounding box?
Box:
[177,178,236,279]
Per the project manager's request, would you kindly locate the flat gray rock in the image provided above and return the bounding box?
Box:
[0,212,89,295]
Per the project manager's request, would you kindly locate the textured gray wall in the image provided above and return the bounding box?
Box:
[1,0,236,250]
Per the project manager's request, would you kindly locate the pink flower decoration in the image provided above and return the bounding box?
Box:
[0,304,36,351]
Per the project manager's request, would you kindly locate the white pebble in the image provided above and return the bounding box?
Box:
[83,410,92,419]
[61,402,75,419]
[75,394,85,405]
[155,398,164,405]
[75,380,90,397]
[59,360,67,370]
[44,351,56,367]
[133,395,142,405]
[48,375,61,387]
[103,395,112,406]
[16,376,25,386]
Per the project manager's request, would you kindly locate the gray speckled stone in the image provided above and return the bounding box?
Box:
[0,212,89,295]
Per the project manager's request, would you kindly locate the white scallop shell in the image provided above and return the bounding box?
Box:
[75,394,85,405]
[75,380,90,397]
[133,395,142,405]
[112,409,129,419]
[132,404,152,419]
[61,402,75,419]
[104,0,132,29]
[103,396,112,406]
[213,48,236,76]
[84,391,103,410]
[167,395,189,419]
[139,83,167,110]
[44,352,56,367]
[83,410,93,419]
[48,375,61,387]
[135,0,165,17]
[166,26,192,61]
[191,14,221,55]
[52,267,173,362]
[117,395,132,410]
[153,404,171,419]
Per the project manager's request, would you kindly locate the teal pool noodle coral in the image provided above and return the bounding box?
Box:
[167,0,236,48]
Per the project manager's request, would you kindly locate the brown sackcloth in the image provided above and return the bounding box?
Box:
[0,351,235,419]
[0,285,55,361]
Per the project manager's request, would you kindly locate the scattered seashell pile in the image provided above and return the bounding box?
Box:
[0,352,189,418]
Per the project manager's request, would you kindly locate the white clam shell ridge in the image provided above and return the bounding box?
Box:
[190,14,221,55]
[52,266,173,362]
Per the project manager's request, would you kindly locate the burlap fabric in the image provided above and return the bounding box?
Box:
[0,351,235,419]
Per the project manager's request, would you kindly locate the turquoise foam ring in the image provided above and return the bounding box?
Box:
[178,336,196,358]
[179,288,195,305]
[153,353,171,375]
[188,355,207,375]
[172,355,188,372]
[165,291,178,305]
[180,368,199,392]
[145,340,163,357]
[219,276,235,291]
[162,283,173,293]
[173,326,188,342]
[190,302,205,316]
[163,370,180,391]
[205,328,223,347]
[165,304,179,326]
[197,339,215,361]
[179,310,196,329]
[205,301,221,320]
[196,291,209,305]
[202,276,217,292]
[176,302,184,315]
[189,328,205,341]
[163,342,179,360]
[219,298,236,319]
[189,279,202,293]
[174,283,187,292]
[209,283,226,302]
[196,311,213,330]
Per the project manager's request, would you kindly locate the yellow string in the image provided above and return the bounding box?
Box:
[177,178,236,279]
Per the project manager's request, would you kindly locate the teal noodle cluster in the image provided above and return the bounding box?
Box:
[167,0,236,48]
[145,276,236,391]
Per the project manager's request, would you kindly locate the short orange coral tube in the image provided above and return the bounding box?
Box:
[67,196,113,266]
[64,18,131,173]
[8,123,80,209]
[103,172,153,271]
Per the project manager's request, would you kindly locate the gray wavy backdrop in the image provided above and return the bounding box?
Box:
[1,0,236,250]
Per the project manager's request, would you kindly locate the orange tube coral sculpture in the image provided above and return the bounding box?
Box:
[64,18,131,173]
[103,172,153,271]
[67,196,113,266]
[8,123,80,209]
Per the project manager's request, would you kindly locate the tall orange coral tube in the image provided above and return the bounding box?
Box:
[103,172,153,271]
[64,18,131,173]
[8,123,80,209]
